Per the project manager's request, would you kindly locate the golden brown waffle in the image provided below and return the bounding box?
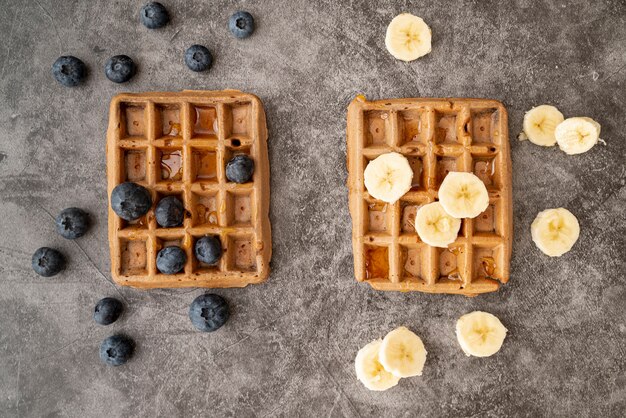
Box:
[106,90,271,289]
[347,96,512,296]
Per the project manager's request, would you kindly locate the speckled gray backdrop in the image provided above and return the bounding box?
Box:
[0,0,625,417]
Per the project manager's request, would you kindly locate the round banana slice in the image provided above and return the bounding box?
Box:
[456,311,507,357]
[522,105,564,146]
[555,117,601,155]
[379,326,427,378]
[355,339,400,391]
[364,152,413,203]
[414,202,461,248]
[385,13,432,62]
[438,172,489,219]
[531,208,580,257]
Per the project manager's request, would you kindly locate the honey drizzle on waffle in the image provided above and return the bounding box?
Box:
[107,90,271,289]
[347,97,513,296]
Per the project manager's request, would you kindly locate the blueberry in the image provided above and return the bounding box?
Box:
[189,294,229,332]
[194,236,222,265]
[226,155,254,183]
[156,246,186,274]
[111,182,152,221]
[100,334,134,366]
[155,196,184,228]
[55,207,90,239]
[32,247,65,277]
[104,55,136,83]
[184,45,213,72]
[52,56,87,87]
[140,2,169,29]
[94,297,123,325]
[228,11,255,39]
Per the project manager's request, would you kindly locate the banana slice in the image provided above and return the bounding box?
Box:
[364,152,413,203]
[522,105,564,146]
[385,13,432,62]
[456,311,507,357]
[414,202,461,247]
[438,172,489,219]
[531,208,580,257]
[379,326,427,378]
[555,117,601,155]
[355,339,400,391]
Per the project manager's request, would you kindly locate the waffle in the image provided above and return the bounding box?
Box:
[106,90,271,289]
[347,96,512,296]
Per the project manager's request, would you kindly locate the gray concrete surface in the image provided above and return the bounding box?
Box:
[1,0,625,416]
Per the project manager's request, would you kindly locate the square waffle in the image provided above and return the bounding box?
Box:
[106,90,271,289]
[347,96,512,296]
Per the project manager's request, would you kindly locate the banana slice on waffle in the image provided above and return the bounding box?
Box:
[414,202,461,248]
[438,172,489,219]
[364,152,413,203]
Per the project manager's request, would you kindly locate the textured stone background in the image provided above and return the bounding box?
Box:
[1,0,625,417]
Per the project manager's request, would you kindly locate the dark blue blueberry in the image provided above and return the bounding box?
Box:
[94,297,123,325]
[156,246,186,274]
[100,334,134,366]
[228,11,255,38]
[32,247,65,277]
[184,45,213,72]
[194,236,222,265]
[155,196,184,228]
[52,56,87,87]
[189,294,229,332]
[55,207,90,239]
[226,154,254,183]
[111,182,152,221]
[140,2,170,29]
[104,55,136,83]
